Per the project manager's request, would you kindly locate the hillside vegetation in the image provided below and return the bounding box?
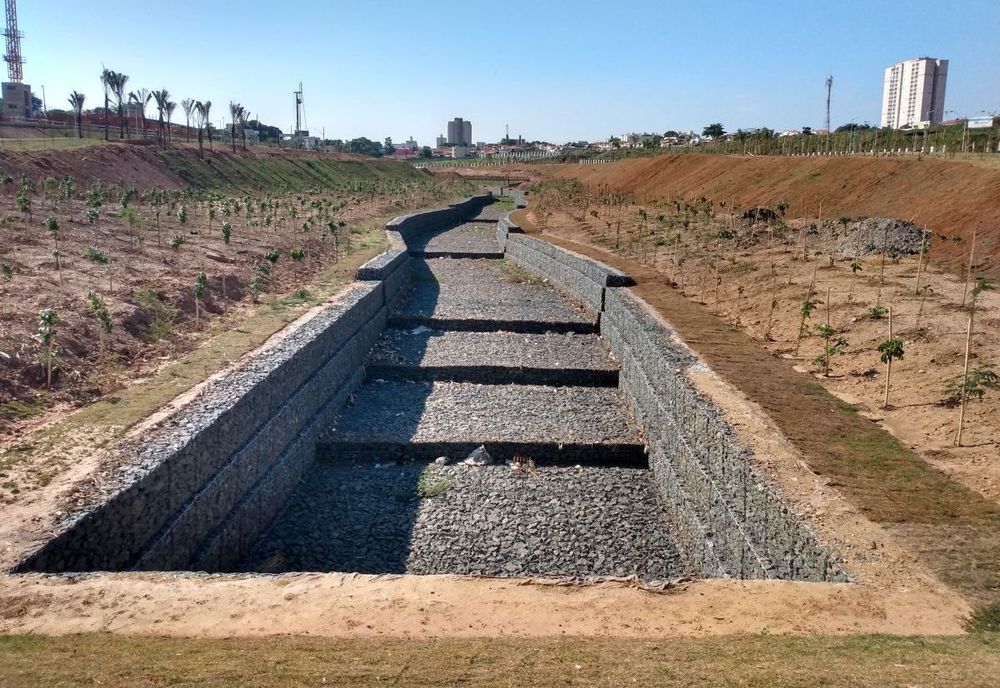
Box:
[551,154,1000,278]
[0,145,472,467]
[0,143,433,193]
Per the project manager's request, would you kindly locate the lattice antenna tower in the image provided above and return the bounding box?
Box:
[3,0,24,82]
[824,75,833,133]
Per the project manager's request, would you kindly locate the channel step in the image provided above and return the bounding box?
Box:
[407,223,502,258]
[366,330,618,386]
[319,381,646,466]
[393,258,597,334]
[409,250,505,259]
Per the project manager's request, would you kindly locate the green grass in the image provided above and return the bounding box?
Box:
[968,603,1000,633]
[501,262,545,285]
[416,465,452,498]
[0,398,46,422]
[0,633,998,687]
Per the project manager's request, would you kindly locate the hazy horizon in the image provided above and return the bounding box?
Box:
[21,0,1000,145]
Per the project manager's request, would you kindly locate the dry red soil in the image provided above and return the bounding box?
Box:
[548,154,1000,277]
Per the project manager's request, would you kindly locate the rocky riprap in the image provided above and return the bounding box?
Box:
[825,217,931,258]
[244,460,680,580]
[241,221,685,581]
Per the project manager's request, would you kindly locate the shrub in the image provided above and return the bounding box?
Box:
[942,364,999,407]
[865,305,888,320]
[83,246,109,265]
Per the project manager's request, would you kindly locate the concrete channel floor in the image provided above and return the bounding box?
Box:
[242,222,685,580]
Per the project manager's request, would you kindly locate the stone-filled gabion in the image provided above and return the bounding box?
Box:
[504,228,847,582]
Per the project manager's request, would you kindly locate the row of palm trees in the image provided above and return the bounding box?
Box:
[62,68,252,157]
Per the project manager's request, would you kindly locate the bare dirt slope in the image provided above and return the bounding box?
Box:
[514,204,1000,609]
[549,154,1000,277]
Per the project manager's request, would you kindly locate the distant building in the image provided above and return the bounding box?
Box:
[447,117,472,146]
[2,82,32,119]
[397,137,419,151]
[436,134,447,147]
[881,57,948,128]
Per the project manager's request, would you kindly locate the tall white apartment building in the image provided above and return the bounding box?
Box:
[880,57,948,128]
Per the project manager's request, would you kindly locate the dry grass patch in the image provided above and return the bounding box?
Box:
[1,633,998,687]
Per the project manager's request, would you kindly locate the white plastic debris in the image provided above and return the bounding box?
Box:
[460,445,492,466]
[409,325,433,335]
[434,456,448,465]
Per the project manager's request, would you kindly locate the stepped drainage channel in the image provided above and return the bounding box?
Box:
[14,204,845,584]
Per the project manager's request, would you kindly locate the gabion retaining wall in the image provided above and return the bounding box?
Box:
[12,199,491,575]
[503,230,846,582]
[498,215,633,314]
[15,285,388,573]
[386,195,492,247]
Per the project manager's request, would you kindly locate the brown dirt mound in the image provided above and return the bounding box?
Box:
[549,154,1000,278]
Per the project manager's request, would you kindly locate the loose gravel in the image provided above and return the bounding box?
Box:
[242,460,683,580]
[409,223,502,256]
[323,381,643,461]
[241,237,686,581]
[393,258,595,330]
[829,217,931,258]
[368,330,616,371]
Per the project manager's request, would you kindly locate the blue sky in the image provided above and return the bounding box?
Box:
[21,0,1000,144]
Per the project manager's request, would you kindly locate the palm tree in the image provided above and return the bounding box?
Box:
[238,106,250,152]
[199,100,213,151]
[100,69,114,141]
[181,98,195,143]
[229,101,240,153]
[110,72,130,139]
[128,88,151,138]
[165,101,176,145]
[194,100,210,158]
[68,91,86,138]
[152,89,170,148]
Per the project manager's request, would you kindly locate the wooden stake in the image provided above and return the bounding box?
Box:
[877,224,889,305]
[960,228,977,307]
[913,227,928,295]
[883,307,893,408]
[825,286,832,374]
[795,266,818,355]
[956,304,975,446]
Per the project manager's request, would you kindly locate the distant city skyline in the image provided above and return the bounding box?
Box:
[17,1,1000,145]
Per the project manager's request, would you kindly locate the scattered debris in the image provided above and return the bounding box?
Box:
[460,444,493,466]
[510,454,538,477]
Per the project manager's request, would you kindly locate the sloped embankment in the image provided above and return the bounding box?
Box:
[551,154,1000,277]
[0,144,432,192]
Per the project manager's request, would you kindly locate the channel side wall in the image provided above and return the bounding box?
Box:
[12,197,490,574]
[499,217,845,582]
